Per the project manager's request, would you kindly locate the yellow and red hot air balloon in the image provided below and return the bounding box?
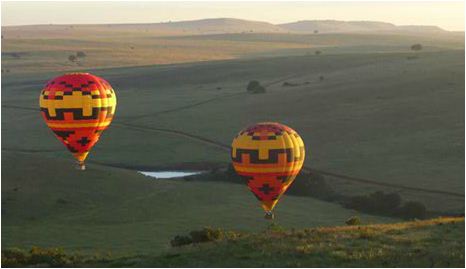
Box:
[39,73,117,170]
[231,122,305,219]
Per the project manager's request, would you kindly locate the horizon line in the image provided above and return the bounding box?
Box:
[2,17,458,32]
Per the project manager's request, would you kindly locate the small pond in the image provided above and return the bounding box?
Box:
[139,171,205,179]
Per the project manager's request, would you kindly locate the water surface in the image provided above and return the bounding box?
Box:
[139,171,204,179]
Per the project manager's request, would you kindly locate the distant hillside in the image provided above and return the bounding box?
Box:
[156,18,285,34]
[1,18,285,39]
[3,18,453,39]
[279,20,446,34]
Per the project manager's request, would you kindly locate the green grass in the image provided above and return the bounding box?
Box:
[2,50,464,213]
[2,151,393,256]
[2,30,464,257]
[5,217,461,267]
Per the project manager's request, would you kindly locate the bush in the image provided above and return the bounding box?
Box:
[171,227,225,247]
[76,51,86,58]
[29,247,72,267]
[411,44,423,51]
[1,247,93,267]
[399,201,426,219]
[246,80,266,94]
[171,227,242,247]
[287,172,336,201]
[170,235,193,247]
[343,191,427,219]
[190,227,225,243]
[319,75,324,81]
[344,191,402,215]
[345,216,361,226]
[68,55,77,62]
[2,248,28,267]
[282,81,299,87]
[315,50,322,55]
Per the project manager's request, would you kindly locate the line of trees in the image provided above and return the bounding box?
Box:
[194,165,428,220]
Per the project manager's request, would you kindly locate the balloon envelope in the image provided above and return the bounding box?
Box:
[39,73,117,167]
[231,122,305,214]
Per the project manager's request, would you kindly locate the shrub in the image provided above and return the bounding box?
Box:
[344,191,402,215]
[343,191,427,219]
[76,51,86,58]
[246,80,266,94]
[319,75,324,81]
[190,227,224,243]
[68,55,77,62]
[315,50,322,55]
[171,227,243,247]
[287,172,336,201]
[29,246,72,267]
[1,247,89,267]
[282,81,299,87]
[170,235,193,247]
[345,216,361,226]
[2,248,28,267]
[171,227,234,247]
[411,44,423,51]
[399,201,426,219]
[313,30,319,34]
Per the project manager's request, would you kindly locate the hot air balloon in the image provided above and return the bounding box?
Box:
[39,73,117,170]
[231,122,305,219]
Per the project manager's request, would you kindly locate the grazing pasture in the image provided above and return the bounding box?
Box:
[2,23,464,256]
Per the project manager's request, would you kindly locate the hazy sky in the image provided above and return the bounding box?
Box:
[2,1,464,31]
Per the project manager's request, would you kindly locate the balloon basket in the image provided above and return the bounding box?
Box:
[76,161,86,171]
[264,211,275,220]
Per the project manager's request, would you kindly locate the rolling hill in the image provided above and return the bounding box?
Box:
[3,217,464,267]
[279,20,445,34]
[2,20,464,258]
[1,151,394,255]
[95,217,465,267]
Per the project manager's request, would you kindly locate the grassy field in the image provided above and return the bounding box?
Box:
[1,26,464,257]
[2,26,463,73]
[3,50,463,212]
[1,151,393,255]
[3,217,463,267]
[93,217,464,267]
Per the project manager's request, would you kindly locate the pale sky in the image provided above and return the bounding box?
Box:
[2,1,464,31]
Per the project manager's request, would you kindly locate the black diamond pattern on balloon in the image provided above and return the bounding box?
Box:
[77,136,90,146]
[259,183,274,195]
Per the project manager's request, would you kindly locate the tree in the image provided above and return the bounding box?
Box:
[68,55,77,62]
[246,80,266,94]
[313,30,319,34]
[411,44,423,51]
[315,50,322,55]
[76,51,86,58]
